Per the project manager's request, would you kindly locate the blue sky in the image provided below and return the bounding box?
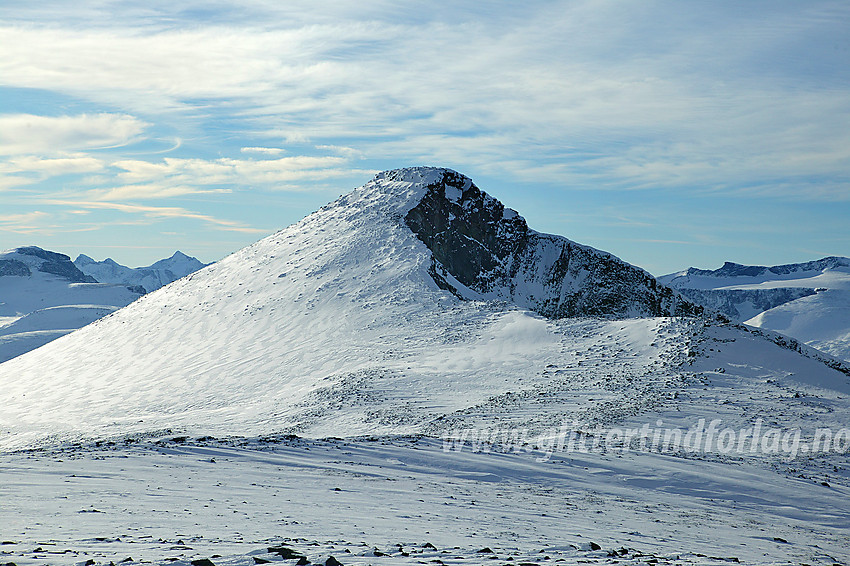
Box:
[1,1,848,275]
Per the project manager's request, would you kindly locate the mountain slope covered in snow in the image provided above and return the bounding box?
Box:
[0,168,845,447]
[1,168,849,565]
[0,167,713,448]
[660,257,850,360]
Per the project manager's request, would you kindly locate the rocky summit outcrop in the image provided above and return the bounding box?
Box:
[403,169,701,319]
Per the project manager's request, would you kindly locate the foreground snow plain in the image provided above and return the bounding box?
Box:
[2,435,848,566]
[2,169,849,565]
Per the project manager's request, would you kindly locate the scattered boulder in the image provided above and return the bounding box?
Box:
[268,546,305,560]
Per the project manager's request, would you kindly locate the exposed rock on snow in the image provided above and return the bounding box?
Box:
[404,169,701,318]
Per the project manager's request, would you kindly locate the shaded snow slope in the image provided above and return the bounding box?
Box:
[746,290,850,361]
[75,250,207,293]
[660,257,850,360]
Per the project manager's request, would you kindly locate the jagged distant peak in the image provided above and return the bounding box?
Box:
[73,253,96,265]
[74,250,206,293]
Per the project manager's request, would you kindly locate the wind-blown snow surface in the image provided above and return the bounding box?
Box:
[1,169,849,565]
[660,258,850,360]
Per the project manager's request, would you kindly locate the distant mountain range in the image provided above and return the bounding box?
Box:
[0,247,207,363]
[75,250,207,293]
[660,257,850,361]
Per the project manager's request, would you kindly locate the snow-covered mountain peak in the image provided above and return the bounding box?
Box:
[660,256,850,290]
[659,256,850,361]
[74,250,207,293]
[0,167,718,449]
[328,167,464,218]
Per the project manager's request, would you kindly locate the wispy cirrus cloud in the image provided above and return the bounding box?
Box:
[0,1,848,269]
[0,211,52,234]
[47,200,268,234]
[0,113,148,156]
[2,4,848,200]
[241,147,286,155]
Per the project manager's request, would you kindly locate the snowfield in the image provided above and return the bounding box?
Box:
[2,435,849,566]
[1,168,848,565]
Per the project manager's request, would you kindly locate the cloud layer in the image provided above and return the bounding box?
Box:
[1,0,848,269]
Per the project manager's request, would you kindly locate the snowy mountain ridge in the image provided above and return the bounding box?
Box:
[659,256,850,290]
[1,245,97,284]
[660,256,850,361]
[75,250,207,293]
[0,246,145,364]
[0,166,846,448]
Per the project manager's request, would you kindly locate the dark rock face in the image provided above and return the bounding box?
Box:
[15,246,97,283]
[16,246,71,263]
[404,170,701,319]
[38,260,98,283]
[0,259,31,277]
